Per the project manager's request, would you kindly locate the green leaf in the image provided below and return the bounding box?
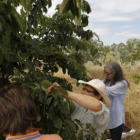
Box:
[0,22,3,32]
[0,15,6,24]
[41,85,47,92]
[68,100,76,113]
[0,51,3,64]
[38,93,45,103]
[0,41,9,54]
[59,100,69,114]
[53,100,58,107]
[74,119,84,128]
[59,0,69,14]
[48,0,52,8]
[2,34,10,46]
[42,80,52,86]
[37,0,42,9]
[76,130,83,140]
[53,116,62,129]
[11,6,26,33]
[57,86,68,95]
[46,96,53,106]
[50,92,58,99]
[11,14,20,32]
[33,83,41,90]
[65,119,76,133]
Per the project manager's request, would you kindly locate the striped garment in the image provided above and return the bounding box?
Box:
[6,131,42,140]
[6,131,62,140]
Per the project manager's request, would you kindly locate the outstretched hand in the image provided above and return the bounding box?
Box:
[46,83,59,94]
[46,83,67,98]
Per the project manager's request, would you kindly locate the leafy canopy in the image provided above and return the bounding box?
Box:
[0,0,107,139]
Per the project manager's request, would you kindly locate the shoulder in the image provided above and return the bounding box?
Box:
[91,102,109,115]
[42,134,62,140]
[92,102,110,125]
[116,80,128,87]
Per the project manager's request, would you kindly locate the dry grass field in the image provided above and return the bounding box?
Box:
[54,57,140,140]
[85,62,140,140]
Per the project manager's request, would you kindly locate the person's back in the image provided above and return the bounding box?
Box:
[6,131,62,140]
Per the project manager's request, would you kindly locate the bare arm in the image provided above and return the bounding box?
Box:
[47,83,102,112]
[63,91,102,112]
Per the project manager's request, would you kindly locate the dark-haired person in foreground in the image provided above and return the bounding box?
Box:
[103,61,135,140]
[48,79,111,139]
[0,86,62,140]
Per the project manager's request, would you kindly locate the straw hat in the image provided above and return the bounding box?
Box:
[78,79,111,107]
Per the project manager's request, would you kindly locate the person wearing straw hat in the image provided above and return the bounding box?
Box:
[48,79,111,137]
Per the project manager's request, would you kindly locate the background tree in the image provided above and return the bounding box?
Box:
[110,39,140,65]
[109,39,140,84]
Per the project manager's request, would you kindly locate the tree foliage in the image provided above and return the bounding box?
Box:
[0,0,106,140]
[109,39,140,84]
[59,0,91,25]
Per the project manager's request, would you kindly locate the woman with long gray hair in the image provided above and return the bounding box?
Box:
[103,61,129,140]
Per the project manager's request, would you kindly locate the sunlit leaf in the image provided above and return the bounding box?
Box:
[42,80,52,86]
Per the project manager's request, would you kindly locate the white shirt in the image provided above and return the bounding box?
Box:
[105,80,128,129]
[71,101,110,136]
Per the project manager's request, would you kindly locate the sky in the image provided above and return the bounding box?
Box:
[47,0,140,45]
